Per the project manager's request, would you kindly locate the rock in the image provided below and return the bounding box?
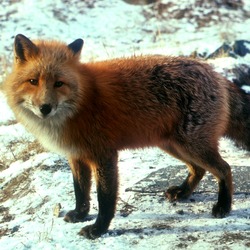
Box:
[206,43,235,59]
[233,40,250,57]
[126,165,250,194]
[232,64,250,88]
[206,40,250,59]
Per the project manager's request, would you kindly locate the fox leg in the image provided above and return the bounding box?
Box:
[166,163,205,201]
[205,156,233,218]
[79,152,118,239]
[161,145,206,201]
[199,152,233,218]
[163,143,233,217]
[64,158,92,223]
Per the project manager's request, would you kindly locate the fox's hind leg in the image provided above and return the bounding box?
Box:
[64,158,92,223]
[202,153,233,218]
[162,143,233,217]
[161,145,205,201]
[165,163,205,201]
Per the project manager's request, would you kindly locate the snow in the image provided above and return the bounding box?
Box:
[0,0,250,249]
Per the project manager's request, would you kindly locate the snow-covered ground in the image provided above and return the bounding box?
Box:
[0,0,250,249]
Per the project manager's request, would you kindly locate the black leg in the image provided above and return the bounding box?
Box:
[64,158,92,223]
[212,178,232,218]
[79,153,118,239]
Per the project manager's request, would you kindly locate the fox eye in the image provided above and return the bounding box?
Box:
[29,79,38,85]
[54,81,64,88]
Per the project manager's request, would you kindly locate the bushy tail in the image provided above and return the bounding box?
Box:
[224,68,250,150]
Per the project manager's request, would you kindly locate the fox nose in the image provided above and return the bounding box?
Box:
[39,104,52,116]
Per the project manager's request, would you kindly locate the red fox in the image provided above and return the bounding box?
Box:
[4,34,250,239]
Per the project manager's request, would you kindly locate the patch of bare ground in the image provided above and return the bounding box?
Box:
[176,235,199,248]
[18,140,45,162]
[219,232,250,248]
[119,198,138,217]
[0,228,9,238]
[1,168,35,202]
[0,206,14,223]
[0,206,14,238]
[39,158,69,172]
[2,119,18,126]
[4,139,45,168]
[0,161,7,172]
[0,139,45,173]
[142,0,248,30]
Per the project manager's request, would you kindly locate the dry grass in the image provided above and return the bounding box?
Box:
[0,227,9,238]
[0,206,14,237]
[18,140,45,162]
[5,139,45,166]
[1,168,35,203]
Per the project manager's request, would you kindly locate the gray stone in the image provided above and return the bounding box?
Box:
[126,165,250,194]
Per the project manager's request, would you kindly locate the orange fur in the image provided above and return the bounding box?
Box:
[4,34,249,239]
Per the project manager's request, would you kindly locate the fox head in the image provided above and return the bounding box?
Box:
[5,34,86,122]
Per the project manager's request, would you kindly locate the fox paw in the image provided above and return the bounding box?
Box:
[212,203,231,218]
[79,224,106,240]
[165,186,188,201]
[64,210,89,223]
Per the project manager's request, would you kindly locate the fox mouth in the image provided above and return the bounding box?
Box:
[38,111,56,119]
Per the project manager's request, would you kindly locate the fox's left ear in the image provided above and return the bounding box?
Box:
[14,34,38,63]
[68,39,84,56]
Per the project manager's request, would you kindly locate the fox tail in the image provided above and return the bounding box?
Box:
[224,66,250,150]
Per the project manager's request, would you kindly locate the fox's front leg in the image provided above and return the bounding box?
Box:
[64,158,92,223]
[79,152,118,239]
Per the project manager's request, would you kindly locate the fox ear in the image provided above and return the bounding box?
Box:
[68,39,84,56]
[14,34,38,63]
